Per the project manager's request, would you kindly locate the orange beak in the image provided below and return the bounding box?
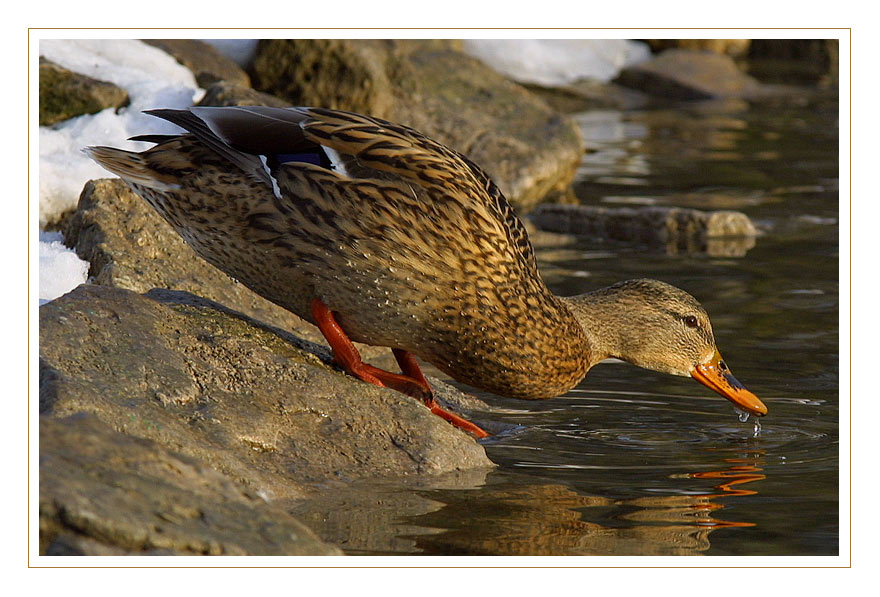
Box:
[691,350,767,417]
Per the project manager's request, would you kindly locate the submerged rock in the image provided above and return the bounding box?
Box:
[528,203,757,256]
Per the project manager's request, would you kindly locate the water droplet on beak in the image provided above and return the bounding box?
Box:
[733,405,762,436]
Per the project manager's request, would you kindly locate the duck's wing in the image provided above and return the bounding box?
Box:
[292,107,540,278]
[145,106,539,276]
[143,106,316,189]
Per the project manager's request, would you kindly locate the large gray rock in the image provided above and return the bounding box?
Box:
[40,414,342,555]
[249,39,583,211]
[40,284,492,491]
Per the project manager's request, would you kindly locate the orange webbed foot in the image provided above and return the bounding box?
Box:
[311,298,490,438]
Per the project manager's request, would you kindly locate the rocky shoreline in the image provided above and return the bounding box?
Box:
[38,39,830,555]
[40,284,493,555]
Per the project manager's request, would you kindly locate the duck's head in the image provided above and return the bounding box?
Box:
[564,279,767,417]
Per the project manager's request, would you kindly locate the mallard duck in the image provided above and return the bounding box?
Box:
[86,106,767,438]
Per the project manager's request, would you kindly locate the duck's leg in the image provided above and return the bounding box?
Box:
[311,298,489,438]
[310,298,427,397]
[392,348,431,387]
[393,349,490,439]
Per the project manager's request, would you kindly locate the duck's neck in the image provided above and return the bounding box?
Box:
[558,287,639,369]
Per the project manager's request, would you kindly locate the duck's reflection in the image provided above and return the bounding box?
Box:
[627,455,766,533]
[288,453,765,555]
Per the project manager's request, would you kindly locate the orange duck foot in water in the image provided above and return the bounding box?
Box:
[310,298,490,438]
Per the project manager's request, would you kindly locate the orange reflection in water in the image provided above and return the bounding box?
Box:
[685,453,766,528]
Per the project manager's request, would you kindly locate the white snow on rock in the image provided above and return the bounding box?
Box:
[462,39,650,86]
[39,231,90,306]
[38,39,203,228]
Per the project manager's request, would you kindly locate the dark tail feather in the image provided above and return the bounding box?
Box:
[128,133,180,144]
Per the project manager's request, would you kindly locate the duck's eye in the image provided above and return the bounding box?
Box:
[684,315,698,328]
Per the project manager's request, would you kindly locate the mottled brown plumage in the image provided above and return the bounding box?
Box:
[86,106,766,427]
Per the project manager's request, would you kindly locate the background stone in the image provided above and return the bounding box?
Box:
[39,57,130,126]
